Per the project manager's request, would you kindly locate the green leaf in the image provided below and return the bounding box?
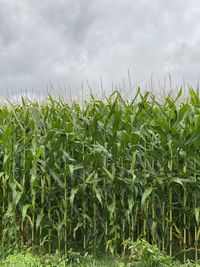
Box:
[49,168,64,189]
[195,208,200,225]
[103,167,114,181]
[13,190,23,206]
[93,186,102,205]
[4,203,13,218]
[69,164,74,176]
[14,180,24,192]
[30,174,38,190]
[141,187,153,211]
[1,126,11,145]
[128,197,134,211]
[85,172,94,184]
[185,128,200,145]
[170,178,184,187]
[3,155,9,167]
[35,146,44,161]
[36,210,44,232]
[107,202,115,218]
[73,222,83,239]
[22,204,31,223]
[69,187,78,206]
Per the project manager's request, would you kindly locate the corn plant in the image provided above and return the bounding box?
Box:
[0,89,199,263]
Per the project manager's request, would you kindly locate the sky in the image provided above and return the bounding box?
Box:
[0,0,200,99]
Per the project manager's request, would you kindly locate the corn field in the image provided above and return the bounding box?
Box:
[0,89,199,263]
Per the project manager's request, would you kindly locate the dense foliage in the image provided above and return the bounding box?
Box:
[0,89,199,263]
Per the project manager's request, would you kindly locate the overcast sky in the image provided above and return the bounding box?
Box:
[0,0,200,98]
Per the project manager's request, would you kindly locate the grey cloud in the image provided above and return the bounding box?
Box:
[0,0,200,97]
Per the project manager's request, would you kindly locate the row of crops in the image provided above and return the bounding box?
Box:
[0,89,199,262]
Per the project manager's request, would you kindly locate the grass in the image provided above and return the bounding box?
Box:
[0,239,199,267]
[0,251,122,267]
[0,251,199,267]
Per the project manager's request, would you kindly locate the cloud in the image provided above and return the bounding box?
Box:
[0,0,200,97]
